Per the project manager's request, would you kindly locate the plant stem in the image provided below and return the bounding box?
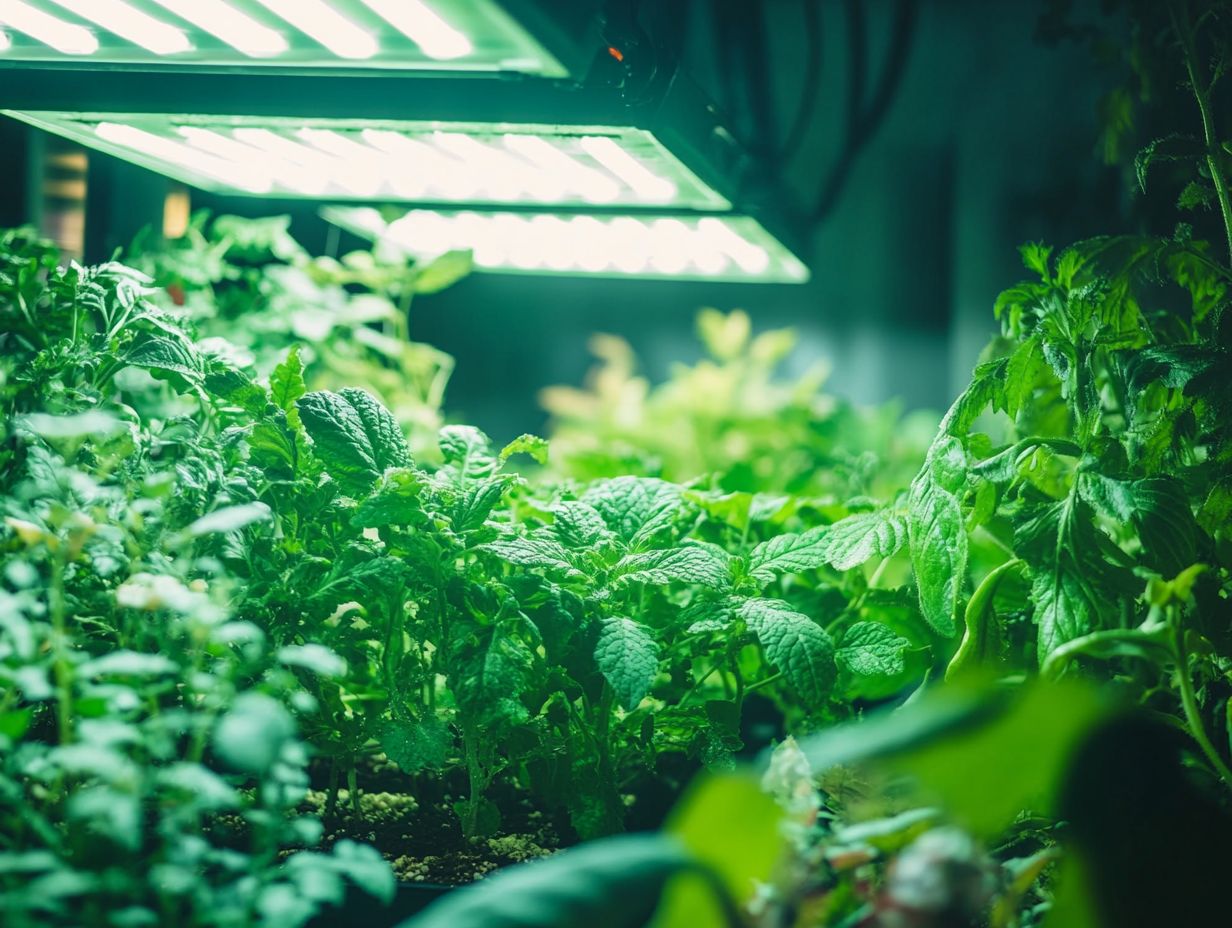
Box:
[1173,619,1232,790]
[1173,0,1232,264]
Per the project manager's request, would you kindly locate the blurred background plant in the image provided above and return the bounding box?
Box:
[542,308,937,500]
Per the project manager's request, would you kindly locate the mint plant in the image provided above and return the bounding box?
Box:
[0,230,393,926]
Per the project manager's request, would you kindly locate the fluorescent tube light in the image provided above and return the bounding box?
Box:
[359,0,471,60]
[1,1,98,55]
[251,0,378,60]
[146,0,288,58]
[47,0,190,55]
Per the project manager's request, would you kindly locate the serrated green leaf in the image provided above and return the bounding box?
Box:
[125,335,203,387]
[438,425,497,487]
[681,596,732,633]
[583,476,683,546]
[500,434,549,465]
[737,598,836,706]
[908,434,967,636]
[836,622,909,678]
[452,477,509,534]
[817,509,908,571]
[612,544,730,588]
[747,526,829,584]
[352,468,426,528]
[481,535,582,579]
[297,388,412,494]
[552,501,611,548]
[270,345,307,414]
[595,617,659,710]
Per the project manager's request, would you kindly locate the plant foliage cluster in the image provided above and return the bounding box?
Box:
[2,3,1232,925]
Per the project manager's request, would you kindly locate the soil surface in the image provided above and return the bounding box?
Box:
[303,755,571,884]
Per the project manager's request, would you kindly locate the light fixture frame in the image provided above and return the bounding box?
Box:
[0,30,811,283]
[0,0,597,78]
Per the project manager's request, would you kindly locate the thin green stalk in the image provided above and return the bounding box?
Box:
[1173,0,1232,264]
[1173,619,1232,790]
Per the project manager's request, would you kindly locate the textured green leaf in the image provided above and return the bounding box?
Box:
[583,476,683,546]
[481,535,582,579]
[438,425,497,487]
[125,335,203,386]
[455,624,535,727]
[594,617,659,710]
[747,526,829,584]
[452,477,508,534]
[817,510,908,571]
[836,622,909,678]
[352,468,426,528]
[297,388,411,494]
[269,345,307,414]
[1128,477,1198,576]
[310,557,411,609]
[1015,493,1119,662]
[612,544,730,588]
[379,716,452,774]
[500,434,549,465]
[552,501,611,549]
[681,596,733,633]
[908,434,968,636]
[738,598,836,706]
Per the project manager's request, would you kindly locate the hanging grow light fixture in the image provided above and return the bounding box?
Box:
[0,1,811,283]
[324,206,807,283]
[0,0,570,74]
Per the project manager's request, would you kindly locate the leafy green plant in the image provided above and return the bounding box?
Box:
[130,212,468,453]
[542,308,935,499]
[0,229,393,926]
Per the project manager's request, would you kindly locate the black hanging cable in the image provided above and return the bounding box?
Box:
[741,1,779,157]
[811,0,919,222]
[777,0,825,167]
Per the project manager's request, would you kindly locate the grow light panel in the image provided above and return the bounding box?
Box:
[0,0,567,75]
[323,206,811,283]
[4,111,730,209]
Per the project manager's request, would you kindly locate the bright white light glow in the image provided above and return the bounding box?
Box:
[698,217,770,273]
[1,1,98,54]
[354,210,790,280]
[296,127,424,197]
[47,0,190,55]
[147,0,287,57]
[233,127,379,196]
[252,0,377,59]
[360,128,473,198]
[432,131,563,202]
[579,136,677,202]
[96,122,271,192]
[0,30,10,50]
[177,127,329,194]
[502,135,620,204]
[360,0,471,60]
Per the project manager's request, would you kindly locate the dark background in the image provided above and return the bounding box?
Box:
[0,0,1132,441]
